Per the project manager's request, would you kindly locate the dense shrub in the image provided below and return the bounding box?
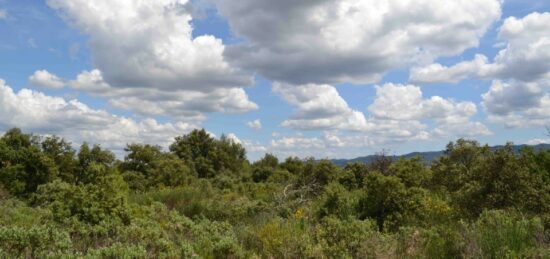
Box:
[0,129,549,258]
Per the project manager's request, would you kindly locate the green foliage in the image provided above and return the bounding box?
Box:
[314,217,379,258]
[252,217,315,258]
[315,182,356,220]
[464,210,546,258]
[388,157,431,188]
[299,159,340,187]
[432,140,550,218]
[41,135,78,183]
[170,129,247,178]
[253,153,278,169]
[0,129,57,197]
[0,225,72,258]
[121,144,194,190]
[33,175,130,225]
[357,172,434,231]
[0,128,549,258]
[251,153,280,183]
[339,162,369,190]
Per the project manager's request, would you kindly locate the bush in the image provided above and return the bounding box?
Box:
[464,210,545,258]
[0,225,72,258]
[32,175,130,225]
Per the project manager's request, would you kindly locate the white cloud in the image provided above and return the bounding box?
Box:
[0,79,195,154]
[32,69,258,123]
[368,83,491,138]
[410,54,495,84]
[225,133,242,144]
[242,140,267,153]
[494,12,550,81]
[270,135,326,157]
[246,119,262,130]
[267,131,413,159]
[269,83,490,157]
[527,138,550,145]
[369,84,476,122]
[46,0,253,92]
[273,82,490,139]
[215,0,501,85]
[273,82,368,131]
[410,12,550,129]
[410,12,550,84]
[29,70,65,89]
[482,80,550,128]
[0,9,6,20]
[43,0,258,125]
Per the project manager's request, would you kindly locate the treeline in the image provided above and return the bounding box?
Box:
[0,128,549,258]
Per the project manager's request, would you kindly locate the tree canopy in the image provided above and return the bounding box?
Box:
[0,129,549,258]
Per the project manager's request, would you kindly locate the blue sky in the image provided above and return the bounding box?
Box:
[0,0,549,160]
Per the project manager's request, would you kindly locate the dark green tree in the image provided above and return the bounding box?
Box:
[357,172,428,231]
[120,144,193,190]
[0,129,57,197]
[169,129,246,178]
[41,136,78,183]
[387,157,431,188]
[339,162,369,190]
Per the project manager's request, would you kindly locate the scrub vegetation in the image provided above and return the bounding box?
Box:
[0,128,549,258]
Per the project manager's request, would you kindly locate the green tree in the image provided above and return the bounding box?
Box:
[300,159,340,187]
[169,129,247,178]
[120,144,193,190]
[388,157,431,188]
[41,136,78,183]
[316,183,355,220]
[339,162,369,190]
[0,129,57,197]
[33,172,130,225]
[251,153,279,183]
[431,139,489,193]
[253,153,279,169]
[357,172,428,231]
[75,143,116,184]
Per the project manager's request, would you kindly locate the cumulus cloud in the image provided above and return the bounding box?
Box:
[274,82,489,137]
[411,12,550,128]
[0,79,195,154]
[367,83,491,138]
[369,84,476,123]
[29,70,65,89]
[410,12,550,129]
[214,0,501,85]
[246,119,262,130]
[242,140,267,153]
[273,83,368,131]
[30,69,258,123]
[46,0,253,91]
[410,54,495,84]
[410,12,550,84]
[225,133,242,144]
[270,82,490,156]
[527,138,550,145]
[268,131,407,159]
[482,80,550,128]
[42,0,258,125]
[493,12,550,81]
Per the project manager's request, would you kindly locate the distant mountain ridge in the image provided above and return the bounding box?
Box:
[330,143,550,167]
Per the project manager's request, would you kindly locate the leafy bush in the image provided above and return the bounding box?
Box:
[0,129,549,258]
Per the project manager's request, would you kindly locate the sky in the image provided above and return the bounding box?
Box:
[0,0,549,160]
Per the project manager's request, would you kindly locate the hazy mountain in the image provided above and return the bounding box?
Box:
[331,143,550,167]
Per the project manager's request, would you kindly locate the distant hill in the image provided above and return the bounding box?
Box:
[331,143,550,167]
